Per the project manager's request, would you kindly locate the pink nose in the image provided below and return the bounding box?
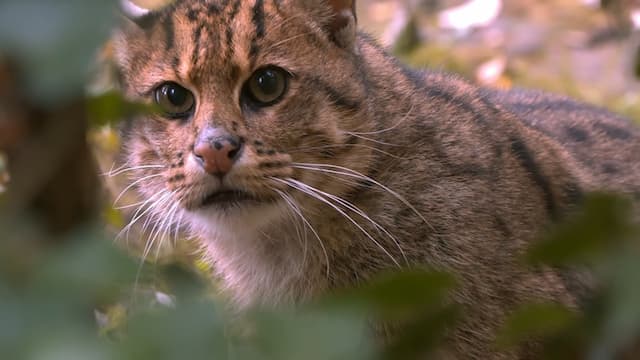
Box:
[193,136,243,177]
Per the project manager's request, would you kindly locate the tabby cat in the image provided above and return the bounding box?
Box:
[111,0,640,358]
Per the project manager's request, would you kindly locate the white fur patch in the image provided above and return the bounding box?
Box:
[120,0,151,18]
[186,200,313,308]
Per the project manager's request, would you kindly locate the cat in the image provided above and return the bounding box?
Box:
[110,0,640,358]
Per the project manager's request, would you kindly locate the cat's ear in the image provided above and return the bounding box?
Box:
[305,0,357,50]
[119,0,161,29]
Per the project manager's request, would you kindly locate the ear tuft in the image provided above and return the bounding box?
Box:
[120,0,161,28]
[325,0,358,50]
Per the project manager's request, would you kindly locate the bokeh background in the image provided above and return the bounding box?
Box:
[1,1,639,359]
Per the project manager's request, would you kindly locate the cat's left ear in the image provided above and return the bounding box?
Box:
[314,0,357,50]
[119,0,161,29]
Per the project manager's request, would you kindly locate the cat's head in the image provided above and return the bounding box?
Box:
[112,0,373,233]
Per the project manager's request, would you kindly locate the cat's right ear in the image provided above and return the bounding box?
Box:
[301,0,357,50]
[119,0,161,29]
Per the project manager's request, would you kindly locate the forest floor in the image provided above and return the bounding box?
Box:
[357,0,640,122]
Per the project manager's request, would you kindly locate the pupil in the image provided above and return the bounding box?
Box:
[167,86,186,106]
[257,70,278,95]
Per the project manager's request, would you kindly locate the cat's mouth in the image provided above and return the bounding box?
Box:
[200,189,260,208]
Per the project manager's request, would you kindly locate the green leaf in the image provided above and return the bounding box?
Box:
[87,91,158,127]
[121,300,228,360]
[383,305,460,360]
[240,309,373,360]
[0,0,116,106]
[527,193,635,266]
[496,302,579,349]
[332,270,457,320]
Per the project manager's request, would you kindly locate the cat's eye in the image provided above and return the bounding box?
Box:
[242,67,289,108]
[154,82,195,118]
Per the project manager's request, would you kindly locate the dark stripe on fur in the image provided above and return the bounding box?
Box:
[163,16,175,52]
[250,0,266,62]
[208,1,223,14]
[593,122,632,140]
[401,67,492,128]
[224,0,242,62]
[510,137,557,218]
[306,77,361,112]
[191,25,204,66]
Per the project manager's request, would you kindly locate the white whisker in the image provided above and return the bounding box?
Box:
[117,190,173,242]
[343,132,402,147]
[290,143,404,160]
[349,104,415,136]
[113,173,164,207]
[274,188,331,278]
[274,177,401,268]
[103,164,166,177]
[292,163,435,232]
[314,187,408,265]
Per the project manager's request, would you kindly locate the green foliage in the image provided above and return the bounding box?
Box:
[527,193,636,266]
[0,0,115,106]
[498,194,640,359]
[88,91,159,127]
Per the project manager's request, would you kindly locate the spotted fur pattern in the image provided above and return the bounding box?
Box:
[111,0,640,358]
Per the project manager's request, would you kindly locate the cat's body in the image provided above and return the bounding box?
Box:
[112,0,640,358]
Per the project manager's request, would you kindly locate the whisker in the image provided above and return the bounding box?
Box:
[289,143,404,160]
[292,163,435,232]
[113,173,164,207]
[118,190,173,242]
[274,189,313,275]
[274,177,401,268]
[153,201,181,262]
[349,104,415,136]
[274,188,330,278]
[103,164,166,177]
[172,205,185,248]
[115,190,166,243]
[265,31,316,52]
[312,187,408,265]
[133,192,176,300]
[343,132,402,147]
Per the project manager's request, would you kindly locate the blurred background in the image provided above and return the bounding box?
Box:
[1,1,639,359]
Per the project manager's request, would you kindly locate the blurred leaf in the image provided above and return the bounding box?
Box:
[96,304,128,339]
[383,305,460,360]
[321,270,460,359]
[0,152,8,195]
[0,0,116,106]
[88,91,158,127]
[30,228,137,305]
[527,193,635,266]
[121,300,228,360]
[240,309,373,360]
[496,302,579,349]
[333,270,457,320]
[104,204,126,229]
[590,246,640,358]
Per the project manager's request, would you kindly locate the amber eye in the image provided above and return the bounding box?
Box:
[154,82,195,118]
[243,67,289,108]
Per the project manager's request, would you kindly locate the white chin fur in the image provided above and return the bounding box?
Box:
[121,0,151,18]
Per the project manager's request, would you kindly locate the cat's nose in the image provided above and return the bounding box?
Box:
[193,131,243,177]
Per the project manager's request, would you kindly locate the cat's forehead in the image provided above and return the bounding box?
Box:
[118,0,316,86]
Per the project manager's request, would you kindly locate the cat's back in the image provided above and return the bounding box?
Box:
[486,88,640,193]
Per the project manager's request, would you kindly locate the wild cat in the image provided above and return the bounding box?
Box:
[110,0,640,357]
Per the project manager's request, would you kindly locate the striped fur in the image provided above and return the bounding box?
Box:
[111,1,640,358]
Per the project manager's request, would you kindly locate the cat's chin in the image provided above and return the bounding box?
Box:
[186,197,288,243]
[199,190,263,209]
